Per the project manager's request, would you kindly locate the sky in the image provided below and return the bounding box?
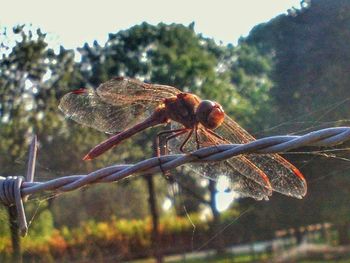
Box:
[0,0,301,49]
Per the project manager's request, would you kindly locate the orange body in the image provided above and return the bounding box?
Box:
[83,92,224,160]
[60,77,307,200]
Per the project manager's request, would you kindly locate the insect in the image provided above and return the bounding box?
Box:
[59,77,307,200]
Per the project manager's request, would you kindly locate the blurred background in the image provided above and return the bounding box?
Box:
[2,0,350,262]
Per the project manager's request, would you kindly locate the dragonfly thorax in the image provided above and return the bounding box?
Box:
[164,94,225,130]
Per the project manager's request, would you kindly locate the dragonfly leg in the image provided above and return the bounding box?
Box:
[164,129,189,154]
[194,123,201,149]
[156,128,188,179]
[156,128,187,157]
[179,128,194,153]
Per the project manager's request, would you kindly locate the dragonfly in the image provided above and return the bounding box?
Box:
[59,77,307,200]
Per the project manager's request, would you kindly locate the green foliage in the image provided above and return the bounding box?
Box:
[224,43,274,131]
[0,207,9,238]
[0,212,244,261]
[25,209,54,242]
[51,181,150,227]
[241,0,350,242]
[245,0,350,122]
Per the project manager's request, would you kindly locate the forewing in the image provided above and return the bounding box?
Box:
[96,77,181,105]
[216,115,307,198]
[59,77,181,134]
[59,88,160,134]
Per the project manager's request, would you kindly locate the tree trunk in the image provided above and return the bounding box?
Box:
[337,222,350,245]
[145,174,163,263]
[208,179,225,254]
[295,228,303,245]
[8,206,22,263]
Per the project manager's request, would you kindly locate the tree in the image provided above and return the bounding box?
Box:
[0,25,151,260]
[0,20,282,260]
[243,0,350,243]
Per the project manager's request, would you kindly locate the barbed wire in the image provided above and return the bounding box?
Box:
[1,126,350,236]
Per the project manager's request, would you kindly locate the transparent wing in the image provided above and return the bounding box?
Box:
[188,161,272,200]
[169,123,273,200]
[59,88,159,134]
[169,115,307,199]
[58,77,181,134]
[96,77,181,105]
[212,115,306,198]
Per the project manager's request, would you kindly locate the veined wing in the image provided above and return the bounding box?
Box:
[169,114,307,200]
[96,77,181,105]
[169,123,273,200]
[59,88,159,134]
[59,77,180,134]
[216,115,307,198]
[188,160,273,200]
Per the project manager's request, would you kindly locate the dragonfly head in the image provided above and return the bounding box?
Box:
[196,100,225,129]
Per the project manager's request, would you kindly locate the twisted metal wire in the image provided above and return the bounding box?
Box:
[1,126,350,236]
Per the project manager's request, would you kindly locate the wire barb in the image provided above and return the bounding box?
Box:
[0,135,37,237]
[1,126,350,237]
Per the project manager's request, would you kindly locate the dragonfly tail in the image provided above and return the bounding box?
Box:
[83,108,168,160]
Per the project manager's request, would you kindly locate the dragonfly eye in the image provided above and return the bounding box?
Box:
[196,100,225,129]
